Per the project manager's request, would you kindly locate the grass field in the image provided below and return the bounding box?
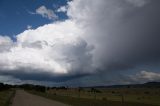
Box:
[28,87,160,106]
[0,89,15,106]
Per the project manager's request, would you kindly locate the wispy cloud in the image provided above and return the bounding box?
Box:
[28,5,58,20]
[36,6,58,20]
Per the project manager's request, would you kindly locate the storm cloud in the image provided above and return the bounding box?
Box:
[68,0,160,72]
[0,0,160,85]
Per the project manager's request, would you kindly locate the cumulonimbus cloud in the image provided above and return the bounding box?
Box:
[0,0,160,84]
[0,20,94,81]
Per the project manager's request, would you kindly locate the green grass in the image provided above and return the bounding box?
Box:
[0,89,15,106]
[28,90,158,106]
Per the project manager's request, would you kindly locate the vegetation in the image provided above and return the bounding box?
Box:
[0,85,15,106]
[44,86,160,105]
[0,83,13,91]
[1,82,160,106]
[28,90,157,106]
[19,84,46,92]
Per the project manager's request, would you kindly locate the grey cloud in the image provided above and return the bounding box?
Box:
[21,41,48,49]
[57,39,94,74]
[125,0,149,7]
[0,67,89,82]
[69,0,160,72]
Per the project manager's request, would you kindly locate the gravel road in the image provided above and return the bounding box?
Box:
[12,90,67,106]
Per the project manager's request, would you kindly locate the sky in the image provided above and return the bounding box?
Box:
[0,0,160,86]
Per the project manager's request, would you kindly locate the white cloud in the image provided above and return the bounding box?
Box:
[137,71,160,81]
[130,71,160,82]
[57,6,68,12]
[0,20,93,79]
[36,5,58,20]
[0,36,12,45]
[0,36,13,52]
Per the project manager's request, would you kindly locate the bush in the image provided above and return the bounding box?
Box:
[102,97,107,101]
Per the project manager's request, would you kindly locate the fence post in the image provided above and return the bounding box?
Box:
[121,94,124,106]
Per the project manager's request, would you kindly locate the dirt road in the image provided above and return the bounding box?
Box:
[12,90,67,106]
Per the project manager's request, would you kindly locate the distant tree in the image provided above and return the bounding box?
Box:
[0,83,12,91]
[56,86,67,90]
[0,83,5,91]
[20,84,46,92]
